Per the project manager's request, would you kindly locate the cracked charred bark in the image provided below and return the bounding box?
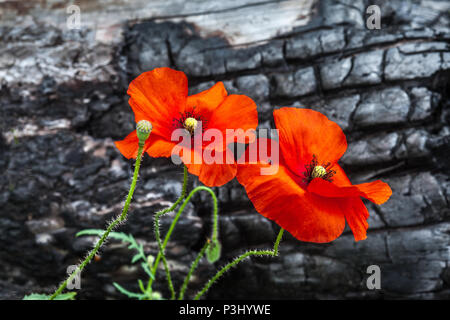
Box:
[0,0,449,299]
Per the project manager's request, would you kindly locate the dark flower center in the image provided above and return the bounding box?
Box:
[303,154,336,184]
[172,107,207,136]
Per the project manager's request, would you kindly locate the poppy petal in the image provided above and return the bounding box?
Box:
[237,156,346,243]
[183,146,237,187]
[273,107,347,176]
[329,163,352,186]
[115,131,140,159]
[198,160,237,187]
[340,197,369,241]
[127,67,188,139]
[186,82,228,118]
[207,95,258,147]
[145,135,177,158]
[353,180,392,205]
[307,178,392,205]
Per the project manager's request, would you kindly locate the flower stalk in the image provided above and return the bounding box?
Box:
[145,165,189,298]
[146,180,219,300]
[193,228,284,300]
[178,240,210,300]
[49,121,151,300]
[50,143,145,300]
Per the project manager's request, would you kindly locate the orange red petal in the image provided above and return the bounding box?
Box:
[307,178,392,205]
[115,130,176,159]
[114,130,140,159]
[145,135,177,158]
[207,94,258,147]
[237,140,346,243]
[236,136,392,242]
[185,82,228,119]
[353,180,393,204]
[340,197,369,241]
[183,146,237,187]
[127,67,188,139]
[273,108,347,175]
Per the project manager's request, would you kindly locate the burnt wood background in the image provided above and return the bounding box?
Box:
[0,0,449,299]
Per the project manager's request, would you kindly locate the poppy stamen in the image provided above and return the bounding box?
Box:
[303,154,336,184]
[184,117,198,135]
[172,107,207,136]
[311,165,327,179]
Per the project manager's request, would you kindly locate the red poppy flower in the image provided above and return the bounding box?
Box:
[236,107,392,243]
[115,67,258,187]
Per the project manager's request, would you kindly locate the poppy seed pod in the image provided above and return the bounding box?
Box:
[136,120,152,143]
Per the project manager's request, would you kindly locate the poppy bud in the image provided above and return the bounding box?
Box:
[151,291,162,300]
[206,239,221,264]
[136,120,152,143]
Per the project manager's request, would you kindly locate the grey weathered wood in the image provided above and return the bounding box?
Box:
[1,0,450,300]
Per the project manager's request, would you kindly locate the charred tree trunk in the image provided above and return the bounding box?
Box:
[0,0,449,299]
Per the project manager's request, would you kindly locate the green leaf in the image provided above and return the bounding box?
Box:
[53,292,77,300]
[140,262,155,280]
[23,292,76,300]
[131,253,142,264]
[113,282,146,299]
[138,279,146,293]
[206,240,222,264]
[23,293,50,300]
[76,229,131,242]
[108,232,132,242]
[75,229,105,238]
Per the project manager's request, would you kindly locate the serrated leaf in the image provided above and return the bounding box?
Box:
[23,293,50,300]
[112,233,133,242]
[138,279,146,293]
[76,229,131,243]
[206,240,222,264]
[23,292,76,300]
[140,262,155,280]
[113,282,146,299]
[75,229,106,238]
[109,232,132,242]
[53,292,77,300]
[131,253,142,264]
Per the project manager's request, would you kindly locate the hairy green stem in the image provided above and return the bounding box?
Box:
[178,240,210,300]
[194,228,285,300]
[177,186,219,299]
[147,184,218,299]
[50,143,145,300]
[153,210,176,299]
[145,166,188,298]
[273,227,284,256]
